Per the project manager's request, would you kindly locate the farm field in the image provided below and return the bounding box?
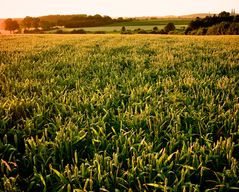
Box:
[49,25,186,33]
[0,34,239,191]
[47,18,190,33]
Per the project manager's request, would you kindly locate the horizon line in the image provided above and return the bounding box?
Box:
[1,11,236,19]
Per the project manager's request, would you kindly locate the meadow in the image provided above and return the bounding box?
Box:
[49,25,186,34]
[0,34,239,191]
[48,18,190,33]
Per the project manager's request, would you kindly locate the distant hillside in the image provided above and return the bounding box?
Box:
[131,13,217,20]
[179,13,217,18]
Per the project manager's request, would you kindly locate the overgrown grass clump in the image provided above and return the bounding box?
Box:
[0,34,239,191]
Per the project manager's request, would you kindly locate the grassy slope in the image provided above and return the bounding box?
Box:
[0,35,239,191]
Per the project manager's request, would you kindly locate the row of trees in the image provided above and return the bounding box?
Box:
[4,16,51,33]
[39,14,132,28]
[58,15,114,28]
[4,11,238,35]
[4,15,129,33]
[186,11,239,35]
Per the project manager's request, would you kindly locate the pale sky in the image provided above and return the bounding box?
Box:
[1,0,239,18]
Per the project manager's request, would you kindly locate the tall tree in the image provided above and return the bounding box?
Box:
[39,20,51,31]
[121,26,126,32]
[22,16,33,29]
[218,11,230,18]
[32,17,40,29]
[164,23,175,33]
[4,19,19,33]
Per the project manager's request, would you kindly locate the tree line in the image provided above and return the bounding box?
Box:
[4,15,132,33]
[186,11,239,35]
[3,11,239,35]
[4,16,49,33]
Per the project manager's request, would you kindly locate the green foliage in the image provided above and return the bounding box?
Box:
[121,26,133,34]
[94,31,106,34]
[186,11,239,35]
[70,29,86,34]
[31,18,40,29]
[218,11,230,18]
[21,16,33,29]
[153,26,158,31]
[21,16,41,33]
[39,20,51,31]
[207,22,239,35]
[164,23,176,33]
[0,35,239,191]
[121,26,126,32]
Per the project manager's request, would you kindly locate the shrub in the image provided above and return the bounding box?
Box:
[185,27,192,34]
[55,29,64,34]
[158,29,167,34]
[168,29,185,35]
[70,29,86,34]
[164,23,176,33]
[94,31,106,34]
[137,29,148,34]
[153,26,158,31]
[121,30,132,34]
[121,26,126,33]
[207,22,230,35]
[196,28,208,35]
[226,22,239,34]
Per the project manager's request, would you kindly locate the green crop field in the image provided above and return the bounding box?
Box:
[0,34,239,191]
[49,25,186,33]
[48,18,190,33]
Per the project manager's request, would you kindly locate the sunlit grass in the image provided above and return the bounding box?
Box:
[0,34,239,191]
